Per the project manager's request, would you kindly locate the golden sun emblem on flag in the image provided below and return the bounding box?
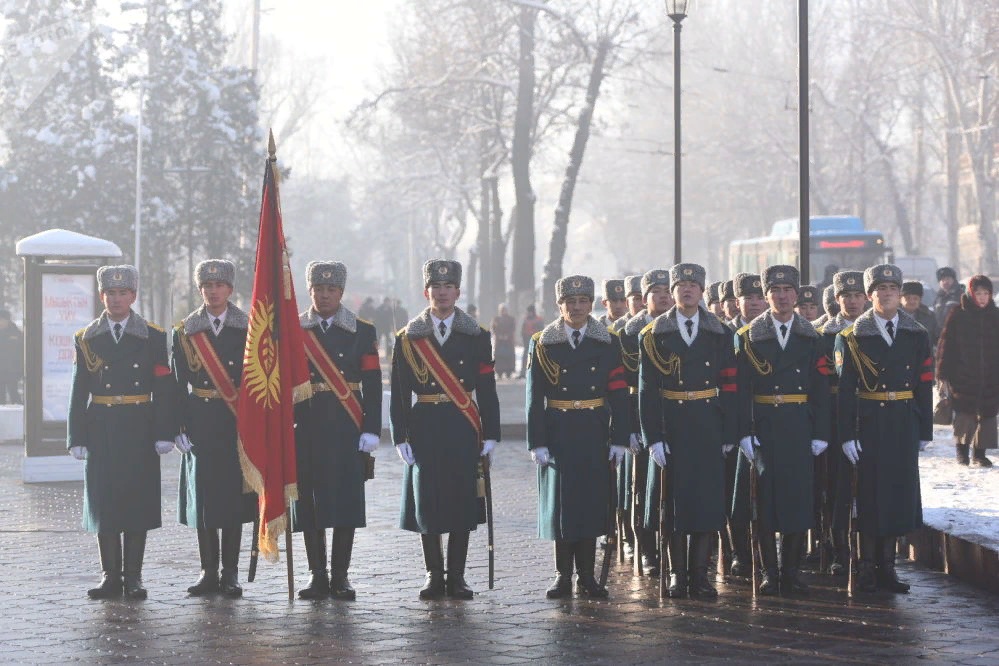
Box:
[244,297,281,408]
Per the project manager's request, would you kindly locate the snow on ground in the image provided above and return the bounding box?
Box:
[920,425,999,550]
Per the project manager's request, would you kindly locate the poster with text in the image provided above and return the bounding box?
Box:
[42,274,94,421]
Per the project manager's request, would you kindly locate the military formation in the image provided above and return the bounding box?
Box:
[69,256,931,603]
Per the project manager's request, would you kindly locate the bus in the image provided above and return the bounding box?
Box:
[728,216,890,284]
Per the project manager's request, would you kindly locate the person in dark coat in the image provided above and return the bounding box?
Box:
[836,264,933,593]
[358,296,377,324]
[172,260,256,598]
[68,265,176,600]
[936,275,999,467]
[901,281,940,350]
[491,304,517,378]
[527,275,629,599]
[598,279,628,327]
[814,284,840,327]
[0,309,23,403]
[814,271,867,576]
[518,304,544,379]
[376,297,394,350]
[293,261,382,600]
[639,263,737,599]
[391,259,500,599]
[720,280,739,322]
[734,265,830,596]
[795,285,820,322]
[933,267,964,329]
[706,280,723,318]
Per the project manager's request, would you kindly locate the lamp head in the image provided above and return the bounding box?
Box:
[666,0,689,21]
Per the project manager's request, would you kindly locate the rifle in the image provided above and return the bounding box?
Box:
[633,454,644,577]
[748,399,762,597]
[616,456,626,564]
[599,460,616,588]
[848,386,861,598]
[247,516,260,582]
[818,448,830,574]
[483,455,495,590]
[658,461,672,600]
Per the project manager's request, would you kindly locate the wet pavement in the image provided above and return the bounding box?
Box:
[4,440,999,665]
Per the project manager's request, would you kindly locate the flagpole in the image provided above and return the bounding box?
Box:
[285,514,294,601]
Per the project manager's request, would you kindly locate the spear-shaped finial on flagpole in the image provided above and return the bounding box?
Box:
[268,128,277,161]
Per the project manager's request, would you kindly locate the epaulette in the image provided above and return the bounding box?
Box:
[640,320,656,336]
[397,326,407,336]
[815,325,825,335]
[840,325,855,337]
[607,326,619,336]
[75,327,86,338]
[737,323,751,336]
[532,330,543,342]
[147,322,164,332]
[480,323,489,332]
[357,318,373,326]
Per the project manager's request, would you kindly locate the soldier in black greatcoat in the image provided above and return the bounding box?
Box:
[734,266,830,596]
[639,264,738,599]
[391,260,500,600]
[612,274,644,559]
[836,265,932,593]
[598,279,628,327]
[527,275,630,598]
[720,280,739,322]
[293,261,381,600]
[173,260,256,598]
[795,286,821,323]
[68,265,176,600]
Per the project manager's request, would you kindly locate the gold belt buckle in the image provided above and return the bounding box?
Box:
[572,400,581,409]
[113,395,124,404]
[887,391,896,400]
[774,394,784,404]
[687,391,696,400]
[439,393,448,402]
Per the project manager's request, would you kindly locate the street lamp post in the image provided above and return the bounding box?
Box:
[667,1,688,264]
[798,0,810,284]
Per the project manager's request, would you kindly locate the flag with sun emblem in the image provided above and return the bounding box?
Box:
[237,131,312,562]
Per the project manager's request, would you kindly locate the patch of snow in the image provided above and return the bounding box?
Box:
[15,228,122,258]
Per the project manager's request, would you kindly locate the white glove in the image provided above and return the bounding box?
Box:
[531,446,551,466]
[650,441,669,468]
[842,439,861,465]
[155,440,174,455]
[70,446,87,460]
[740,436,760,460]
[608,445,628,466]
[628,433,642,454]
[481,439,496,458]
[358,432,380,453]
[811,439,828,456]
[396,442,415,465]
[722,444,735,455]
[919,440,931,451]
[175,433,193,453]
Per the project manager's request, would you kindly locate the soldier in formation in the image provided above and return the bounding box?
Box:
[598,279,628,327]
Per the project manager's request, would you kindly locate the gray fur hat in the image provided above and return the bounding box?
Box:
[423,259,462,288]
[707,281,722,305]
[669,263,706,291]
[556,275,595,303]
[864,264,902,294]
[721,280,736,301]
[734,273,763,298]
[763,265,800,292]
[641,269,671,298]
[97,265,138,292]
[796,285,819,306]
[833,270,864,297]
[603,279,626,301]
[624,275,643,297]
[195,259,235,288]
[307,261,347,290]
[823,285,839,315]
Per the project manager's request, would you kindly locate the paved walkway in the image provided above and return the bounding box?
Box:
[3,441,999,665]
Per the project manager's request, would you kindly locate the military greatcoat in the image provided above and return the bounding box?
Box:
[391,308,500,535]
[173,304,256,529]
[639,307,738,533]
[835,309,931,536]
[816,313,853,530]
[724,315,751,524]
[292,306,381,531]
[732,312,830,533]
[616,312,643,514]
[527,316,630,541]
[68,311,176,533]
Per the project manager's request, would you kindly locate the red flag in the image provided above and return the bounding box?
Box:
[237,131,312,562]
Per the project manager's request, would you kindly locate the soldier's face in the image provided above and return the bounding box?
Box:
[901,294,921,312]
[646,284,673,315]
[627,293,644,315]
[101,288,136,320]
[870,283,901,313]
[722,299,739,319]
[425,283,459,312]
[838,291,867,319]
[559,295,592,327]
[672,281,702,310]
[200,281,233,310]
[603,298,627,319]
[740,294,766,320]
[311,284,343,318]
[767,284,797,316]
[795,303,819,321]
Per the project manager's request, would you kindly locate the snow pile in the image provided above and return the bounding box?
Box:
[919,425,999,551]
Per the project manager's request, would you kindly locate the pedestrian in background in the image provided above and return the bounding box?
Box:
[934,267,964,330]
[491,303,516,379]
[376,297,394,350]
[518,304,544,379]
[358,296,377,324]
[0,309,23,404]
[936,275,999,467]
[901,281,940,349]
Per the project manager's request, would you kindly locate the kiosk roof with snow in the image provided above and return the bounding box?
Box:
[15,229,122,259]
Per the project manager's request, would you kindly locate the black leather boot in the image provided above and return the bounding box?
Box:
[574,539,609,598]
[419,535,445,600]
[956,443,970,465]
[188,528,220,596]
[856,533,878,593]
[219,527,242,598]
[972,448,993,468]
[446,530,474,599]
[88,533,122,599]
[640,528,660,577]
[830,529,849,576]
[689,532,718,599]
[330,528,357,600]
[729,524,751,577]
[875,537,910,593]
[546,540,574,599]
[780,532,809,595]
[122,530,147,600]
[667,534,688,598]
[298,530,330,599]
[758,531,779,596]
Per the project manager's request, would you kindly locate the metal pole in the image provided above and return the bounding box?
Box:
[134,82,144,277]
[252,0,260,74]
[798,0,810,283]
[673,19,682,264]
